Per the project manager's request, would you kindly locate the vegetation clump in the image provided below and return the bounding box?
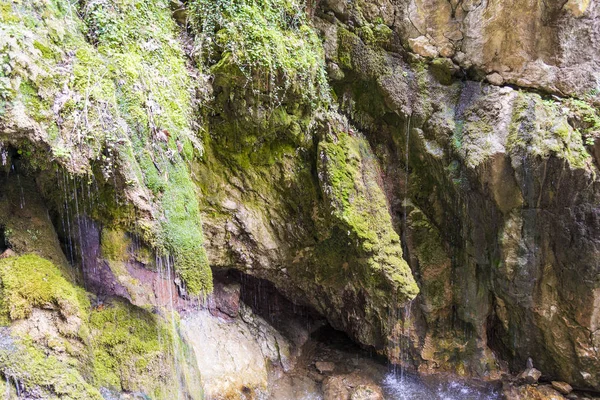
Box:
[89,299,177,396]
[508,93,592,170]
[0,254,87,322]
[316,118,419,300]
[0,339,104,400]
[0,254,197,398]
[189,0,330,107]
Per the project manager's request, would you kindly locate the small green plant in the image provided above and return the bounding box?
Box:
[585,135,596,146]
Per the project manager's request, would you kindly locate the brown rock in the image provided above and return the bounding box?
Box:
[563,0,591,17]
[323,376,350,400]
[350,384,384,400]
[408,36,439,58]
[316,361,336,374]
[518,368,542,384]
[208,281,241,319]
[503,383,567,399]
[0,248,16,259]
[551,381,573,395]
[439,43,455,58]
[487,72,504,86]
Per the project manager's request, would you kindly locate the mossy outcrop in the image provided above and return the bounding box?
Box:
[314,0,600,389]
[0,0,211,295]
[181,0,420,350]
[0,253,202,399]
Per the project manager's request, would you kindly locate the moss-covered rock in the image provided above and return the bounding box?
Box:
[0,0,212,294]
[0,174,70,274]
[189,0,330,106]
[90,299,182,397]
[316,121,418,301]
[507,93,593,170]
[0,254,86,322]
[0,334,104,400]
[0,254,202,398]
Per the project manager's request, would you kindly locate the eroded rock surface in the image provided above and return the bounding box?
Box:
[0,0,599,395]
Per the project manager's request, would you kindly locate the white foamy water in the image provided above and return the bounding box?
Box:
[382,372,501,400]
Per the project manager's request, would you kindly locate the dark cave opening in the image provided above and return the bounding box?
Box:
[0,225,8,253]
[212,268,387,364]
[0,145,19,254]
[212,268,325,332]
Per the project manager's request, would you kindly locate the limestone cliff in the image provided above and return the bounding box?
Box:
[0,0,599,397]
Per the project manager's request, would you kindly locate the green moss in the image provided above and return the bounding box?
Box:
[429,58,454,85]
[507,93,592,170]
[89,299,176,396]
[189,0,330,107]
[336,25,390,82]
[32,39,57,60]
[356,23,392,48]
[0,1,14,21]
[1,0,213,294]
[0,255,87,321]
[317,121,419,300]
[0,255,100,396]
[0,251,200,398]
[101,229,131,261]
[18,80,51,123]
[160,162,212,295]
[566,98,600,139]
[0,338,103,399]
[337,27,360,70]
[82,0,212,294]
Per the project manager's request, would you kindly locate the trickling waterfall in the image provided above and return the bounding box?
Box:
[158,255,186,400]
[403,113,412,231]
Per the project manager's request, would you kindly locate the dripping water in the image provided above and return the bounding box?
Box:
[16,175,24,210]
[155,255,189,399]
[0,145,7,167]
[72,176,86,282]
[399,300,412,385]
[403,113,412,233]
[165,256,185,400]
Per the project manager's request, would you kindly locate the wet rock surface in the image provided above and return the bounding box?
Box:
[0,0,599,396]
[552,381,574,395]
[181,272,391,399]
[306,0,600,390]
[503,383,567,400]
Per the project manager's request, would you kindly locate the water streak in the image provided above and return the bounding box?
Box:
[403,114,412,230]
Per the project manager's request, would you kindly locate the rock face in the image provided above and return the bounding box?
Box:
[518,368,542,385]
[400,0,600,97]
[503,383,567,400]
[0,0,599,396]
[182,306,293,399]
[306,0,600,390]
[551,381,573,395]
